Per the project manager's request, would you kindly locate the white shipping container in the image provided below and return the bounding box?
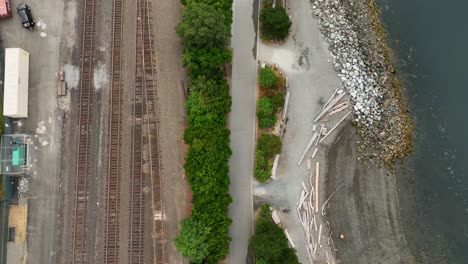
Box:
[4,48,29,118]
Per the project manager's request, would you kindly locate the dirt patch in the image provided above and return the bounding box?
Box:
[9,205,28,244]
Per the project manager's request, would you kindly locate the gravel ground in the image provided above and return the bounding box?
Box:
[150,1,189,263]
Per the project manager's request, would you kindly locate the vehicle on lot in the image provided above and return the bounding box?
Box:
[3,48,30,118]
[16,3,34,30]
[0,0,12,19]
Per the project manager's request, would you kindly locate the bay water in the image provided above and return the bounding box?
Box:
[376,0,468,262]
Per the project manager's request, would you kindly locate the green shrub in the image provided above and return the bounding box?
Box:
[254,150,271,182]
[176,2,231,49]
[254,134,282,182]
[259,67,278,90]
[258,134,282,157]
[260,7,292,41]
[250,205,300,264]
[262,0,273,8]
[257,97,278,129]
[271,93,284,109]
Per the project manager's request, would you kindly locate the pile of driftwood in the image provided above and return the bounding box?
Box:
[294,89,351,263]
[295,161,340,264]
[298,88,351,167]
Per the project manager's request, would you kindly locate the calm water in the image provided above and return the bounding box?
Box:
[376,0,468,263]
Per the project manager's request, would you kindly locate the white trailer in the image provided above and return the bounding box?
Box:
[3,48,29,118]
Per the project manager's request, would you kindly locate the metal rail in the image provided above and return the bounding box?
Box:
[71,0,97,263]
[104,0,124,263]
[128,0,146,262]
[128,0,165,263]
[142,0,165,262]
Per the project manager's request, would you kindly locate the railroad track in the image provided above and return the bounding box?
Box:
[129,0,165,263]
[72,0,97,263]
[104,0,124,263]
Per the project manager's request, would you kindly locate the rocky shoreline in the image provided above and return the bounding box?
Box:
[311,0,413,165]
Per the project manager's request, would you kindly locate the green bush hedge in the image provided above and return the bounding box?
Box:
[254,134,282,182]
[259,67,278,90]
[250,205,300,263]
[175,0,234,263]
[257,96,284,129]
[260,7,292,41]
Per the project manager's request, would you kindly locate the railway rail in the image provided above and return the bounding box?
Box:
[71,0,164,263]
[71,0,97,263]
[129,0,165,263]
[104,0,124,263]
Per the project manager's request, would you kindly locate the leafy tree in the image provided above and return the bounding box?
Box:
[250,205,300,264]
[187,0,233,26]
[175,218,211,263]
[259,67,278,90]
[176,2,231,49]
[183,48,232,79]
[260,7,292,41]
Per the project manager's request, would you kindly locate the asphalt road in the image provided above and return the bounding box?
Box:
[227,0,259,262]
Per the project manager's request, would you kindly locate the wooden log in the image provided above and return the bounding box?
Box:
[306,243,314,264]
[328,104,349,117]
[282,91,291,121]
[318,224,323,245]
[322,88,339,110]
[315,92,345,122]
[302,181,308,192]
[320,111,352,143]
[271,154,280,180]
[285,229,296,248]
[272,210,281,225]
[329,101,349,112]
[311,148,318,158]
[316,125,324,146]
[322,183,344,216]
[298,190,306,207]
[313,214,317,231]
[298,132,318,165]
[315,162,320,213]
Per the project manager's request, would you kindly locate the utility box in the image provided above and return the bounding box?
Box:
[3,48,29,118]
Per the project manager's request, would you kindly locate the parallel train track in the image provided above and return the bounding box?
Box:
[72,0,97,263]
[72,0,165,262]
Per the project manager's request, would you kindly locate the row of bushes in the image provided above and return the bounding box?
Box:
[254,66,284,182]
[174,1,233,263]
[250,205,300,263]
[257,67,284,129]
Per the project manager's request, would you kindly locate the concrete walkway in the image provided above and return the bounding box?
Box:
[255,0,345,262]
[227,0,259,262]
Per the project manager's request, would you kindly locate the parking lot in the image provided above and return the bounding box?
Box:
[0,0,68,263]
